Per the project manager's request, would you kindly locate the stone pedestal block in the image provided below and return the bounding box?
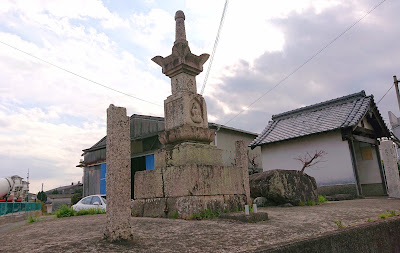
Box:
[159,124,215,145]
[164,92,209,130]
[163,165,247,197]
[155,142,222,168]
[104,104,133,242]
[134,168,164,199]
[132,194,246,219]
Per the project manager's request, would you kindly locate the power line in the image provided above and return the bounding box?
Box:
[200,0,229,95]
[0,40,162,107]
[221,0,387,127]
[377,83,394,104]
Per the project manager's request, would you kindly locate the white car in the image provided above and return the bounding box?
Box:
[72,194,107,211]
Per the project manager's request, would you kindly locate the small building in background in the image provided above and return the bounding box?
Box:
[251,91,392,198]
[78,114,261,198]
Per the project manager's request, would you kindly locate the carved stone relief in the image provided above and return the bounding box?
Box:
[190,99,203,124]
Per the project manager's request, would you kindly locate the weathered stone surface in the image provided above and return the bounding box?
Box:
[235,140,251,205]
[253,196,277,207]
[143,198,167,218]
[134,168,164,199]
[104,104,133,242]
[163,164,247,197]
[164,93,209,131]
[154,142,222,168]
[166,194,246,219]
[131,199,144,217]
[159,124,215,145]
[380,140,400,198]
[219,212,269,223]
[249,169,318,205]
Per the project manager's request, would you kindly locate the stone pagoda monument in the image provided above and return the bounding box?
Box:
[132,10,250,219]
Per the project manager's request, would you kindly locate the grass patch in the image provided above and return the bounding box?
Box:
[54,204,105,218]
[334,219,345,229]
[379,213,387,219]
[306,200,316,206]
[367,218,374,222]
[298,201,305,206]
[27,216,38,223]
[75,208,105,216]
[55,205,75,218]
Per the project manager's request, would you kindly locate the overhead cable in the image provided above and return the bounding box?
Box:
[200,0,229,95]
[0,40,162,107]
[220,0,387,128]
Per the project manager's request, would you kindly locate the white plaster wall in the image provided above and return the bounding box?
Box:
[353,141,382,184]
[215,129,262,169]
[261,130,356,186]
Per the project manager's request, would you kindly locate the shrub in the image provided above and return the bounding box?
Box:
[298,201,305,206]
[55,205,75,218]
[379,213,387,219]
[51,189,59,194]
[71,193,82,205]
[318,195,327,204]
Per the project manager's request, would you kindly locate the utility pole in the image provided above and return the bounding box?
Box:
[393,75,400,113]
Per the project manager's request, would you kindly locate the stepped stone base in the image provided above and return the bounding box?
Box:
[158,124,215,145]
[132,194,246,219]
[133,140,250,219]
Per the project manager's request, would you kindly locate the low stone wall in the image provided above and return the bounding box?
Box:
[258,216,400,253]
[317,184,358,197]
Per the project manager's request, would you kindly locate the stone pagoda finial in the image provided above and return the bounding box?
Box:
[152,11,209,80]
[152,10,215,145]
[174,10,187,44]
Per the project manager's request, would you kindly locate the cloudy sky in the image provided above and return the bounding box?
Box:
[0,0,399,193]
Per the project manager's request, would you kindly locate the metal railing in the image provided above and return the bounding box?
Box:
[0,202,42,216]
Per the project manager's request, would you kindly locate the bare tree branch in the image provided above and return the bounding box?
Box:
[294,150,327,174]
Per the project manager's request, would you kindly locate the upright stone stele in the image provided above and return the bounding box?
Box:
[104,104,133,242]
[380,140,400,198]
[132,10,250,219]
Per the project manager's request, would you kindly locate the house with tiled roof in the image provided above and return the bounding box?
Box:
[250,91,392,197]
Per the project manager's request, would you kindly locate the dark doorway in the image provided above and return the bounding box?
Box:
[131,156,146,199]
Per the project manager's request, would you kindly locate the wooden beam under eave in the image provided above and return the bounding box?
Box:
[353,134,379,145]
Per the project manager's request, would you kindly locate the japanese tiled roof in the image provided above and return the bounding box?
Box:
[250,90,389,147]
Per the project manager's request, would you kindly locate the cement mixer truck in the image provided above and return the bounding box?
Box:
[0,175,29,202]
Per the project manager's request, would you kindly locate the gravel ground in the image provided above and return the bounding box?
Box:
[1,197,400,253]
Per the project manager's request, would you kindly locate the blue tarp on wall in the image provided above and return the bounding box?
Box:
[145,154,154,170]
[100,163,106,194]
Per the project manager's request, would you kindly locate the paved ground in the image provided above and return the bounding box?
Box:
[1,197,400,252]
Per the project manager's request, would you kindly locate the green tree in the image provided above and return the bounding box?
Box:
[37,191,47,202]
[71,193,82,205]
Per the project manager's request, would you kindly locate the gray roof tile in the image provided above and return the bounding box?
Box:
[250,91,389,147]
